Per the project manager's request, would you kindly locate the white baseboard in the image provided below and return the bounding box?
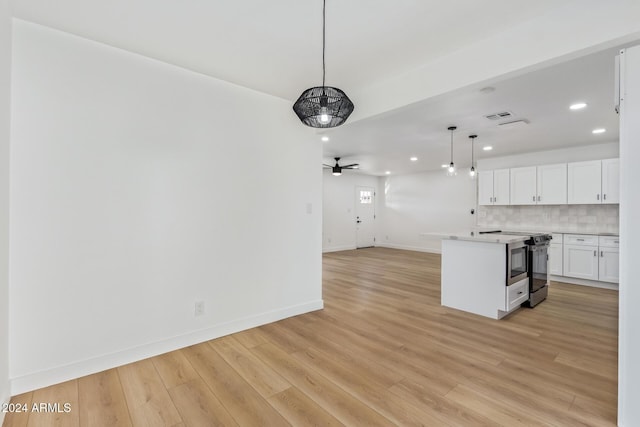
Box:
[10,300,324,395]
[322,244,357,253]
[375,242,442,254]
[550,275,619,290]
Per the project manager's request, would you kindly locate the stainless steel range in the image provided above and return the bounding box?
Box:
[523,233,552,307]
[478,230,552,307]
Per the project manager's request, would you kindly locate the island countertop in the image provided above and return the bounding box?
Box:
[421,230,531,244]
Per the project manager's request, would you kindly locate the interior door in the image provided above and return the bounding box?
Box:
[356,186,375,248]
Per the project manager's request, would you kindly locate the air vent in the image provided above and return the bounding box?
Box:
[498,119,529,130]
[485,111,513,120]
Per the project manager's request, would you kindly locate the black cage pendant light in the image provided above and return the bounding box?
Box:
[293,0,354,128]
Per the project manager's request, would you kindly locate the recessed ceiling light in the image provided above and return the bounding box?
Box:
[321,136,329,142]
[483,146,493,151]
[570,102,587,110]
[592,128,606,134]
[410,156,418,162]
[441,164,448,168]
[385,171,391,175]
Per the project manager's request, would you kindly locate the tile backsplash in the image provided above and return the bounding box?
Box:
[477,204,619,234]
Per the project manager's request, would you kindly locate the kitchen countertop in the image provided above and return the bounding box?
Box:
[422,231,531,244]
[483,228,619,237]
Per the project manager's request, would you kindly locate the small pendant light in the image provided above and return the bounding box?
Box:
[446,126,457,176]
[469,134,477,179]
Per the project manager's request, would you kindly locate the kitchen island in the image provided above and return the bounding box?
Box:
[426,231,531,319]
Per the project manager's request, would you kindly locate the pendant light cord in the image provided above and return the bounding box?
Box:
[450,129,454,163]
[322,0,326,88]
[471,137,474,165]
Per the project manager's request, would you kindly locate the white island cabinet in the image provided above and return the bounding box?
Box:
[440,234,529,319]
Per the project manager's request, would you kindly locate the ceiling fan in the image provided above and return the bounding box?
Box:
[323,157,359,176]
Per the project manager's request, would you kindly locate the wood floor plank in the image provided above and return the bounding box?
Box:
[151,350,199,390]
[117,359,182,426]
[167,379,238,427]
[251,342,396,427]
[267,387,344,427]
[77,370,132,427]
[3,392,33,427]
[208,335,291,398]
[26,380,78,427]
[181,343,290,426]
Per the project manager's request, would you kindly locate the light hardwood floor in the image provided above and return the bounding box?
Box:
[4,247,618,426]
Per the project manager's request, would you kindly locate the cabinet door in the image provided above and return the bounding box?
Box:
[568,160,602,204]
[478,171,495,206]
[601,158,620,204]
[599,247,619,283]
[549,243,563,276]
[493,169,510,205]
[510,166,537,205]
[537,163,567,205]
[563,244,599,280]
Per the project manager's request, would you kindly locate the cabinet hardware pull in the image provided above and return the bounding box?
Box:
[615,240,619,244]
[597,194,600,200]
[594,250,597,256]
[532,196,535,202]
[604,194,607,200]
[537,195,541,201]
[518,291,523,294]
[577,239,584,241]
[601,251,604,257]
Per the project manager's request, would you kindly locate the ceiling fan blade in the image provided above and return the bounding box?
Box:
[323,164,333,168]
[342,164,359,168]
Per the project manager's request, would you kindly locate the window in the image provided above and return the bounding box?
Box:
[360,190,372,204]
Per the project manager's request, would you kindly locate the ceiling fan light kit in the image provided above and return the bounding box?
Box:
[323,157,359,176]
[293,0,354,128]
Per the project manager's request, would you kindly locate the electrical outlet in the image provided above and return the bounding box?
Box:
[194,301,205,317]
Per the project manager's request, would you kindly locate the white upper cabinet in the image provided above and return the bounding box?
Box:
[478,169,510,206]
[567,159,620,204]
[537,163,568,205]
[509,164,567,205]
[510,166,537,205]
[493,169,510,205]
[478,171,495,206]
[601,158,620,204]
[567,160,602,204]
[479,159,617,207]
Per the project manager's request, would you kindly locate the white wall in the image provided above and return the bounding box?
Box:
[9,20,322,394]
[619,44,640,427]
[0,0,11,417]
[322,170,378,252]
[377,171,476,253]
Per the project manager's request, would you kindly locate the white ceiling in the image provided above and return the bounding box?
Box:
[10,1,633,176]
[322,46,623,175]
[12,0,560,101]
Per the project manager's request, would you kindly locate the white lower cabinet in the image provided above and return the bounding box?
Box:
[598,236,620,283]
[564,244,599,280]
[561,234,619,284]
[506,279,529,311]
[549,243,563,276]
